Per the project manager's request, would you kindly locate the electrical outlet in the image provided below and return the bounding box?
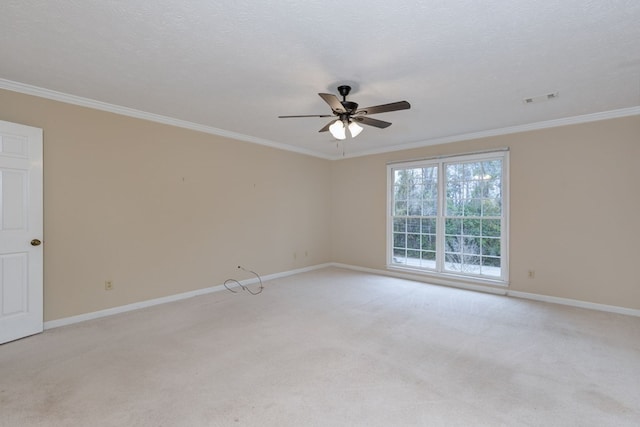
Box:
[105,280,114,290]
[528,270,535,279]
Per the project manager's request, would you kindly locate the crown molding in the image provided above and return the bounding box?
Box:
[332,105,640,160]
[2,78,637,162]
[0,78,334,160]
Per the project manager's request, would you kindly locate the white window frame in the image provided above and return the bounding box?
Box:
[386,150,509,286]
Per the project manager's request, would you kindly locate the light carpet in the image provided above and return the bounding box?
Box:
[1,267,639,426]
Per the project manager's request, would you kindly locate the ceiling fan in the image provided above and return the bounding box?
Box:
[278,85,411,140]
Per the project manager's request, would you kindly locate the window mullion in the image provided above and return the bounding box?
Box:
[436,161,445,273]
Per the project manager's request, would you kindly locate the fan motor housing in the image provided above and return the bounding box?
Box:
[341,101,358,113]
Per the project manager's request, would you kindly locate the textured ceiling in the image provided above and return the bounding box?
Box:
[1,0,639,159]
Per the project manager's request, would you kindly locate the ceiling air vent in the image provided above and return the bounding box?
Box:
[523,92,559,104]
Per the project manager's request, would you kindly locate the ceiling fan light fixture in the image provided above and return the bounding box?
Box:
[279,85,411,141]
[348,121,363,138]
[329,120,346,140]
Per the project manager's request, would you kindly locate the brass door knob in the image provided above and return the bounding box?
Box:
[30,239,42,246]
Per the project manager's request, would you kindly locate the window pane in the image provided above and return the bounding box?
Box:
[421,251,436,261]
[425,183,438,199]
[445,218,462,235]
[486,178,501,198]
[393,218,407,233]
[421,251,436,269]
[462,255,481,273]
[422,200,437,216]
[483,160,502,179]
[445,235,461,252]
[463,199,482,216]
[481,257,501,277]
[466,180,482,198]
[395,169,414,186]
[482,199,501,216]
[394,184,407,201]
[447,198,463,216]
[477,181,489,198]
[482,238,501,257]
[408,200,421,216]
[407,218,420,233]
[407,234,420,249]
[482,219,500,237]
[421,218,436,234]
[445,253,462,271]
[394,233,406,248]
[446,164,462,180]
[463,237,481,255]
[462,218,481,236]
[421,234,436,251]
[413,182,424,194]
[482,256,501,267]
[393,249,407,264]
[464,162,482,180]
[395,201,407,215]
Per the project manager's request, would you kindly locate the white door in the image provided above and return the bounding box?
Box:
[0,120,43,344]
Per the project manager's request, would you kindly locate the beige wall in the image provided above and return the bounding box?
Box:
[2,88,638,320]
[0,89,332,321]
[332,115,640,310]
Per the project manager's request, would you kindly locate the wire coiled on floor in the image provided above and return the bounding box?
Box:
[223,266,264,295]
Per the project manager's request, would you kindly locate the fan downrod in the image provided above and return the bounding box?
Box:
[337,85,358,112]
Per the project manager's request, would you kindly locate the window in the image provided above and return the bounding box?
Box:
[388,150,508,284]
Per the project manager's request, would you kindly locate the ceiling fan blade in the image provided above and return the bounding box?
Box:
[318,93,346,113]
[319,119,338,132]
[353,116,392,129]
[357,101,410,115]
[278,114,334,118]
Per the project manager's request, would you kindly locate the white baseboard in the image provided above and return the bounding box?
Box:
[44,261,639,329]
[44,263,332,330]
[44,284,226,330]
[331,263,640,317]
[506,290,640,317]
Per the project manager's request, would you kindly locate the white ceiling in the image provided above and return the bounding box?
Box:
[1,1,639,159]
